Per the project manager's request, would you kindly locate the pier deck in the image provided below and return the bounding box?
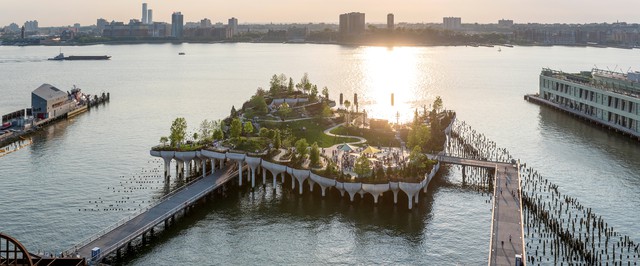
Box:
[490,164,525,265]
[73,164,236,261]
[437,155,525,265]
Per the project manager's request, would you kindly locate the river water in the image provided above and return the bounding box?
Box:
[0,44,638,265]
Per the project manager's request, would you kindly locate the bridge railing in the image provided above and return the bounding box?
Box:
[64,166,219,256]
[92,167,237,262]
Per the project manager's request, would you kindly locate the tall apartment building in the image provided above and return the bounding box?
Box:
[142,3,148,24]
[147,9,153,24]
[443,17,461,30]
[387,13,394,30]
[228,17,238,38]
[171,12,184,38]
[339,12,365,36]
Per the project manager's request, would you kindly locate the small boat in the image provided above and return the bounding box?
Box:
[178,52,185,55]
[49,52,110,61]
[1,122,11,130]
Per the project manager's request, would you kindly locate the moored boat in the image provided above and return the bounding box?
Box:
[48,53,111,61]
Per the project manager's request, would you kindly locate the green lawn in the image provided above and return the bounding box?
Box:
[262,118,359,148]
[330,125,400,147]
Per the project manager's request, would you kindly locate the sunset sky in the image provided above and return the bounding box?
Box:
[1,0,637,27]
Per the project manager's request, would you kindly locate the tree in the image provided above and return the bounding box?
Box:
[213,129,224,141]
[408,146,428,176]
[278,102,292,119]
[287,77,294,93]
[230,118,242,139]
[273,130,281,149]
[309,142,320,168]
[199,119,213,141]
[250,95,268,115]
[169,117,187,147]
[321,102,333,117]
[193,132,199,142]
[259,127,270,138]
[269,74,281,95]
[243,121,254,136]
[354,155,372,178]
[310,85,318,102]
[433,96,443,113]
[344,100,351,111]
[297,73,311,94]
[295,138,309,158]
[407,124,431,150]
[230,105,238,118]
[278,74,288,91]
[322,86,329,100]
[159,136,169,146]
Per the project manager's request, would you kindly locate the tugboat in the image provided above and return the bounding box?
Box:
[48,52,111,61]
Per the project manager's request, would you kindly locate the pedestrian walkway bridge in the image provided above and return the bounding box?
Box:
[67,164,238,263]
[437,154,526,266]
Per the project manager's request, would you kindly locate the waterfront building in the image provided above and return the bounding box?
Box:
[228,17,238,38]
[5,23,20,32]
[142,3,148,24]
[339,12,365,37]
[31,84,73,119]
[498,19,513,27]
[442,17,461,30]
[96,18,108,32]
[286,26,309,42]
[538,68,640,135]
[387,13,394,30]
[200,18,212,28]
[171,12,184,38]
[23,20,38,32]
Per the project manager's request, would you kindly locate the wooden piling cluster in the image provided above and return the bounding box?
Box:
[449,118,640,265]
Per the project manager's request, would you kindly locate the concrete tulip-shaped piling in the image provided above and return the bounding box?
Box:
[343,182,362,202]
[245,156,262,188]
[225,152,246,186]
[289,168,310,195]
[362,183,390,204]
[310,173,335,197]
[399,182,422,209]
[389,182,400,204]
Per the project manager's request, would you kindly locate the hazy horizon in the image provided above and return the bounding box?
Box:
[2,0,639,27]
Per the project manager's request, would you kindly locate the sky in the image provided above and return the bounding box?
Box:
[1,0,638,27]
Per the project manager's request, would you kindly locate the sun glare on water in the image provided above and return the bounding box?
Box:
[355,46,432,124]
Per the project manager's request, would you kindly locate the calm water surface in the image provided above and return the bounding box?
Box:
[0,44,639,265]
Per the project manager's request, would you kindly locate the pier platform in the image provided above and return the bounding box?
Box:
[437,155,525,265]
[71,164,237,262]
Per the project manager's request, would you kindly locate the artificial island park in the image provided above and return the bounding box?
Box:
[2,71,640,266]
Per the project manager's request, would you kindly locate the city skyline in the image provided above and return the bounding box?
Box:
[1,0,639,27]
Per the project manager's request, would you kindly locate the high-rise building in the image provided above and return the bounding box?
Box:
[142,3,148,24]
[443,17,461,30]
[387,13,394,30]
[339,12,365,36]
[23,20,38,32]
[96,18,108,31]
[171,12,184,38]
[228,17,238,38]
[498,19,514,27]
[200,18,212,28]
[147,9,153,24]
